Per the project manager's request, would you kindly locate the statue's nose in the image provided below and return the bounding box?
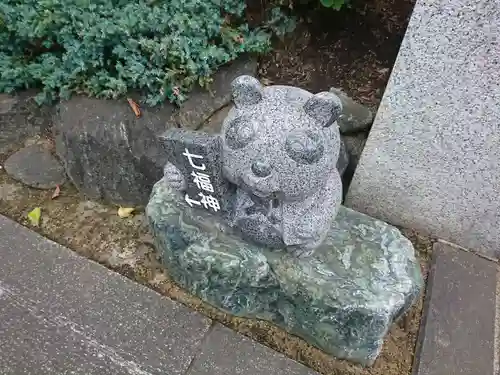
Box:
[251,159,272,178]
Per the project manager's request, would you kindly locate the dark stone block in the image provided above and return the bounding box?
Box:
[199,105,232,134]
[175,58,258,130]
[414,243,497,375]
[53,96,176,206]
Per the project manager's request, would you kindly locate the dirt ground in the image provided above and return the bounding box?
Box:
[258,0,416,110]
[0,156,432,375]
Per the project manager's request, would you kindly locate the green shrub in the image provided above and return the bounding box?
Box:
[0,0,293,105]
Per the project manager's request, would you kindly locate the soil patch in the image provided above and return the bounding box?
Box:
[259,0,415,110]
[0,165,432,375]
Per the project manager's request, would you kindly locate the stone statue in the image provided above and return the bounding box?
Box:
[148,75,423,366]
[163,75,344,257]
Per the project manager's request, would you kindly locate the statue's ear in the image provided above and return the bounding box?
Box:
[231,75,263,107]
[304,92,342,127]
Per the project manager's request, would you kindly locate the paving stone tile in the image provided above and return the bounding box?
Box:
[414,242,497,375]
[187,324,320,375]
[0,215,212,375]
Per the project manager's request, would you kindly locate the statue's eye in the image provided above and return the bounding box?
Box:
[225,116,256,150]
[285,130,324,164]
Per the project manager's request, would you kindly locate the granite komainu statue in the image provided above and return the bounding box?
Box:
[149,75,423,365]
[164,75,344,257]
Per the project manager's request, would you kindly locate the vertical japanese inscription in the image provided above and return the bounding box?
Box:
[159,128,230,215]
[182,148,220,212]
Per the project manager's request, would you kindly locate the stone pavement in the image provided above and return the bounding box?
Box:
[414,242,498,375]
[0,214,318,375]
[1,213,499,375]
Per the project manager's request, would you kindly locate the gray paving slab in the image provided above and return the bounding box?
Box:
[413,242,497,375]
[187,324,320,375]
[0,214,212,375]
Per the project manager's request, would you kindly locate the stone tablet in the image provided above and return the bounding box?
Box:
[345,0,500,259]
[159,128,231,215]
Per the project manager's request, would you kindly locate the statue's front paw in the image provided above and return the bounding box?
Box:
[163,163,186,191]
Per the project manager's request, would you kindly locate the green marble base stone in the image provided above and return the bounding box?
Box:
[146,179,423,366]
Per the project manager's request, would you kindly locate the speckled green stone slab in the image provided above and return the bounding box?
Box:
[146,179,423,366]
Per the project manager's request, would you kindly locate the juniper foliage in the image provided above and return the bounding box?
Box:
[0,0,293,105]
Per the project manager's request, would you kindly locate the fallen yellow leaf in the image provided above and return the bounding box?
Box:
[27,207,41,226]
[118,207,135,218]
